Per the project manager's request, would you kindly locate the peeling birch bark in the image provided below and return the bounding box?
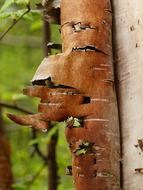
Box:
[112,0,143,189]
[60,1,120,189]
[8,0,121,189]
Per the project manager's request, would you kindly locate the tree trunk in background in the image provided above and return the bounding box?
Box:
[61,0,120,189]
[43,21,51,56]
[47,132,58,190]
[0,108,13,190]
[43,20,58,190]
[112,1,143,189]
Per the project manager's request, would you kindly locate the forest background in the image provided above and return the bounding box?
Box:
[0,0,73,189]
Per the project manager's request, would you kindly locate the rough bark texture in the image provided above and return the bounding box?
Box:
[0,108,13,190]
[61,1,120,189]
[112,1,143,189]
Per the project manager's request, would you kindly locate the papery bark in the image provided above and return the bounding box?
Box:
[112,0,143,189]
[61,1,120,189]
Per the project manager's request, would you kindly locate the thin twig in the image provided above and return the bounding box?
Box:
[0,101,32,114]
[31,128,47,162]
[27,163,46,190]
[0,4,31,41]
[47,130,59,190]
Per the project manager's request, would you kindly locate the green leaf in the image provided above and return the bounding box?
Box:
[66,117,81,128]
[0,0,14,13]
[0,11,12,19]
[0,0,30,13]
[73,118,81,127]
[14,0,30,5]
[28,138,39,146]
[12,93,26,101]
[28,124,60,146]
[41,125,59,143]
[12,8,28,19]
[30,9,41,15]
[75,148,87,156]
[0,9,30,20]
[23,10,40,21]
[30,20,42,31]
[74,142,90,155]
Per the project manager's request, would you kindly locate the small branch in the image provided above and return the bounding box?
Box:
[0,4,31,41]
[31,128,47,162]
[0,101,32,114]
[0,34,41,48]
[47,130,59,190]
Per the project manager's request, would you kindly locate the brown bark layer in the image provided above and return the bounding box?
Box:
[0,108,13,190]
[61,1,120,189]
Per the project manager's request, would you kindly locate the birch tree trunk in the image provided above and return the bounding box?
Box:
[61,0,120,189]
[112,1,143,189]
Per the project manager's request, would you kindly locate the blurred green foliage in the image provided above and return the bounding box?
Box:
[0,0,73,189]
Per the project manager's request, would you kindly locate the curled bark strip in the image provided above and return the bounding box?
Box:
[32,52,113,97]
[7,113,49,131]
[8,86,109,130]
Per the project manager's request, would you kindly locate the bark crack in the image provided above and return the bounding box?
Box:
[72,45,107,55]
[61,21,98,32]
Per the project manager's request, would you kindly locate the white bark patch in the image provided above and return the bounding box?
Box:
[113,0,143,189]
